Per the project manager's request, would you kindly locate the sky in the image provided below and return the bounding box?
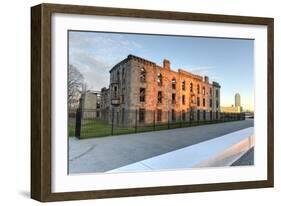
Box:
[69,31,254,111]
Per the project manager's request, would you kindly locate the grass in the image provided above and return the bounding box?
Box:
[68,118,243,139]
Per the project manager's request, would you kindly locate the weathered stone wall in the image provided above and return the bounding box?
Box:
[102,55,221,126]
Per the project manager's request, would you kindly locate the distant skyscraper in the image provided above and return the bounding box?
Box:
[221,93,242,113]
[235,93,241,107]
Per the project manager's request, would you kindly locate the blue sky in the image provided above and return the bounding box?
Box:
[69,31,254,110]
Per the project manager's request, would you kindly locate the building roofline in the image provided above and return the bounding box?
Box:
[178,69,203,81]
[212,81,221,88]
[127,54,156,66]
[109,54,156,73]
[109,57,130,73]
[109,55,220,87]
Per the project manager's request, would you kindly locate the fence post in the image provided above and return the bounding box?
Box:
[111,108,114,135]
[189,112,191,127]
[168,110,170,129]
[75,108,82,139]
[180,110,183,128]
[135,109,137,133]
[153,110,156,130]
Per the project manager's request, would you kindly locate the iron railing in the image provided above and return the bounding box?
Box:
[69,108,246,139]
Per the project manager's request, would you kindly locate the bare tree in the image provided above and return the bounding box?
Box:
[68,64,85,108]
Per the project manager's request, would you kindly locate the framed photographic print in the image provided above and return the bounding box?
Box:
[31,3,274,202]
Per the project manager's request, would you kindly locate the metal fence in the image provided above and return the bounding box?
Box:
[69,108,246,139]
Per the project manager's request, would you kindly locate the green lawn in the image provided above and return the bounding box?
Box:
[68,118,241,139]
[68,119,135,138]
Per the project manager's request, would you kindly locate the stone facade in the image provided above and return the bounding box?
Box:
[101,54,221,126]
[80,90,101,118]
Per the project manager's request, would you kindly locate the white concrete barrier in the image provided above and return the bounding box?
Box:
[107,127,254,173]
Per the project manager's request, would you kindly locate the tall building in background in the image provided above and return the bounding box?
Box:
[235,93,241,107]
[100,54,221,126]
[221,93,243,113]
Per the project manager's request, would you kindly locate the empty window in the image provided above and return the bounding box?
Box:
[172,78,176,89]
[197,97,200,106]
[96,102,100,109]
[191,95,196,104]
[157,91,162,103]
[157,109,162,122]
[172,93,176,104]
[140,88,145,102]
[210,99,213,107]
[113,86,118,97]
[157,73,163,86]
[216,100,219,108]
[216,89,219,97]
[139,109,145,123]
[190,82,193,92]
[182,80,185,90]
[140,67,146,82]
[197,84,200,94]
[203,98,206,107]
[182,95,185,105]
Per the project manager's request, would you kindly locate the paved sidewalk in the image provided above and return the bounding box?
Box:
[232,148,254,166]
[108,127,253,173]
[69,120,253,174]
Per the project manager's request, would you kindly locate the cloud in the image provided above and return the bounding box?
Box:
[69,31,143,90]
[70,50,111,90]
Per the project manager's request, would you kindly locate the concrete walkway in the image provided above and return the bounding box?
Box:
[232,148,254,166]
[69,120,253,174]
[107,127,254,173]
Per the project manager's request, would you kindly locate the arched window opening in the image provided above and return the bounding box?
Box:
[140,67,146,82]
[182,80,186,90]
[190,82,193,92]
[157,73,163,86]
[172,78,176,89]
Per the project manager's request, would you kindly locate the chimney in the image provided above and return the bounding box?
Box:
[163,59,170,70]
[204,76,209,83]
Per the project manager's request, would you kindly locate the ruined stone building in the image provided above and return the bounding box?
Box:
[100,54,221,126]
